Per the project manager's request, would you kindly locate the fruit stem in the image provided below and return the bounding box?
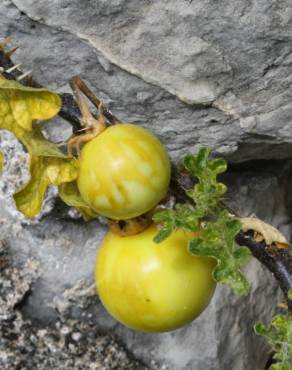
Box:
[108,212,154,237]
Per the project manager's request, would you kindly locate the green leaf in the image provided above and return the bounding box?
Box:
[213,262,251,296]
[58,181,97,221]
[255,315,292,370]
[188,238,216,257]
[153,209,176,243]
[270,364,292,370]
[184,148,211,177]
[184,147,228,215]
[0,73,80,218]
[254,322,271,336]
[172,204,199,231]
[195,147,210,172]
[288,289,292,301]
[188,211,251,296]
[153,204,199,243]
[208,158,227,174]
[153,148,251,295]
[233,247,253,265]
[153,226,173,243]
[184,148,227,178]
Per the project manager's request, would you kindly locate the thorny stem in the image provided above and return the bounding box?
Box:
[0,46,292,313]
[69,76,121,125]
[236,232,292,313]
[0,47,118,130]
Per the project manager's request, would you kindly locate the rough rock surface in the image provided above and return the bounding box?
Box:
[7,0,292,162]
[0,1,292,370]
[0,241,151,370]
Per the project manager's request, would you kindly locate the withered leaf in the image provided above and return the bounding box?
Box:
[239,217,290,248]
[58,181,97,221]
[0,74,79,218]
[0,75,60,130]
[14,156,78,218]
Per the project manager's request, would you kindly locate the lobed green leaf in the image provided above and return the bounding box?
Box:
[153,204,199,243]
[154,148,252,296]
[188,211,251,295]
[184,148,227,216]
[255,315,292,370]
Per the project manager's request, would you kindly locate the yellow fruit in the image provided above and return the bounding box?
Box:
[77,124,171,220]
[95,224,216,332]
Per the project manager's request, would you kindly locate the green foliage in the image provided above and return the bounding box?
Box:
[188,210,251,295]
[184,148,227,216]
[288,290,292,301]
[153,147,252,296]
[153,204,199,243]
[255,315,292,370]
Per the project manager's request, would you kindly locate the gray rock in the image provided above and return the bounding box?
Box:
[8,0,292,162]
[0,242,150,370]
[0,0,291,370]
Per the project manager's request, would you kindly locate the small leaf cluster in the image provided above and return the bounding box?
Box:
[255,315,292,370]
[184,148,227,216]
[153,148,252,296]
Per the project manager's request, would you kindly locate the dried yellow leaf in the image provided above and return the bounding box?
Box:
[14,156,78,218]
[58,181,97,221]
[239,217,290,247]
[0,74,79,218]
[0,75,61,130]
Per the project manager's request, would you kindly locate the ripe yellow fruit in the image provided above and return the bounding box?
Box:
[95,224,216,332]
[77,124,171,220]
